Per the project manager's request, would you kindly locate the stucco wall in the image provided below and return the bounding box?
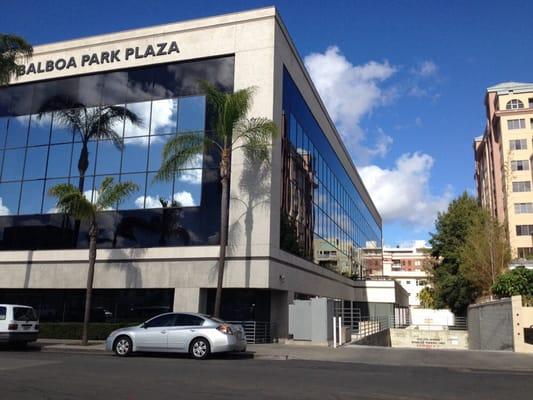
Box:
[467,298,514,351]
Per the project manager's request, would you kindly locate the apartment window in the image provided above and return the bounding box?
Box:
[530,118,533,129]
[511,160,530,171]
[416,280,427,286]
[518,247,533,258]
[512,181,531,192]
[515,203,533,213]
[516,225,533,236]
[529,98,533,108]
[507,119,526,130]
[405,280,411,285]
[506,99,524,110]
[510,139,527,150]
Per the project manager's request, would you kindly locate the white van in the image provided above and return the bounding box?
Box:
[0,304,39,346]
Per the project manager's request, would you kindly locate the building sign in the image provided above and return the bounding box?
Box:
[17,41,180,76]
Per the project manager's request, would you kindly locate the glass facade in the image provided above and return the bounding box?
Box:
[281,69,382,275]
[0,288,174,323]
[0,56,234,250]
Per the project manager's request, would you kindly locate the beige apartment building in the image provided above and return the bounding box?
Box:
[474,82,533,259]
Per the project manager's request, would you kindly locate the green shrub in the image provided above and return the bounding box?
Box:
[40,323,138,340]
[491,266,533,298]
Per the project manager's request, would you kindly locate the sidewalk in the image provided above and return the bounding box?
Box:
[34,339,533,371]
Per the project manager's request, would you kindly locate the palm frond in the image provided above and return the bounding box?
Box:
[154,132,206,182]
[236,117,278,163]
[0,34,32,85]
[95,177,138,211]
[96,105,142,148]
[48,183,95,220]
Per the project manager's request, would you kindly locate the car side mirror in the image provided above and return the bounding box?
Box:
[141,323,147,329]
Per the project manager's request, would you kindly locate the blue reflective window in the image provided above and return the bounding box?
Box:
[0,117,8,147]
[28,114,52,146]
[145,172,173,208]
[0,181,20,215]
[121,138,148,174]
[24,146,48,180]
[47,144,72,178]
[51,112,73,144]
[148,135,166,172]
[174,170,202,207]
[19,180,44,215]
[178,96,205,133]
[6,117,29,148]
[151,99,177,135]
[71,142,97,178]
[118,173,146,210]
[2,148,25,181]
[43,178,68,214]
[95,140,120,175]
[125,101,150,137]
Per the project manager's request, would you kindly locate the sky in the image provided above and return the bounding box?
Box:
[2,0,533,246]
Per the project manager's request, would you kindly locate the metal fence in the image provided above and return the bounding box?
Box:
[409,316,467,331]
[228,321,276,344]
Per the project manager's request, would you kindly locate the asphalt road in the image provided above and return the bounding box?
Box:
[0,348,531,399]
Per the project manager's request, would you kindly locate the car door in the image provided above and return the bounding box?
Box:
[166,314,206,351]
[135,314,175,351]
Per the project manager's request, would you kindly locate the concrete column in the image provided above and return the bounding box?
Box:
[173,288,206,313]
[270,290,294,339]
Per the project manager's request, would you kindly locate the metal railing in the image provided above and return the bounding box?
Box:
[409,316,467,331]
[228,321,277,344]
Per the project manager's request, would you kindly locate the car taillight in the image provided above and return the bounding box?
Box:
[8,324,18,330]
[217,324,233,335]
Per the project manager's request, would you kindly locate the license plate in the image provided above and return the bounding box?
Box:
[22,325,31,330]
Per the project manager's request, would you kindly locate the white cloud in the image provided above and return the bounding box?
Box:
[135,195,157,209]
[359,152,453,230]
[178,168,202,184]
[304,46,396,163]
[136,190,196,209]
[0,198,10,216]
[411,60,438,78]
[124,99,178,146]
[173,191,195,207]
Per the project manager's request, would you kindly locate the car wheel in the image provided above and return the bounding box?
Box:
[189,338,210,360]
[113,336,132,357]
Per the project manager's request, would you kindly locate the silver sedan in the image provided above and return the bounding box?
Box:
[105,313,246,359]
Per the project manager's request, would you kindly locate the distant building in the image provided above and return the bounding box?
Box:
[474,82,533,259]
[369,240,430,308]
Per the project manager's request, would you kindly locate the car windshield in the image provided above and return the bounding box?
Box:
[13,307,38,321]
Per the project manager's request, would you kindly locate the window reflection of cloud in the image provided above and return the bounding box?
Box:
[0,198,10,215]
[135,190,196,209]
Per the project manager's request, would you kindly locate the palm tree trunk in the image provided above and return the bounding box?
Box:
[81,220,98,345]
[78,141,89,193]
[213,170,230,318]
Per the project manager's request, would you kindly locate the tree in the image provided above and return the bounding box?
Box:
[460,211,511,297]
[491,266,533,298]
[428,192,485,314]
[418,287,437,309]
[0,34,32,85]
[39,100,142,192]
[49,177,138,345]
[156,82,277,318]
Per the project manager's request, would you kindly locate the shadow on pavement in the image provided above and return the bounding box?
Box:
[131,350,255,361]
[0,343,42,352]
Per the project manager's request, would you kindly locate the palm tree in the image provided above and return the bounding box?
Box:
[49,177,138,345]
[155,83,277,318]
[39,99,142,193]
[0,34,33,85]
